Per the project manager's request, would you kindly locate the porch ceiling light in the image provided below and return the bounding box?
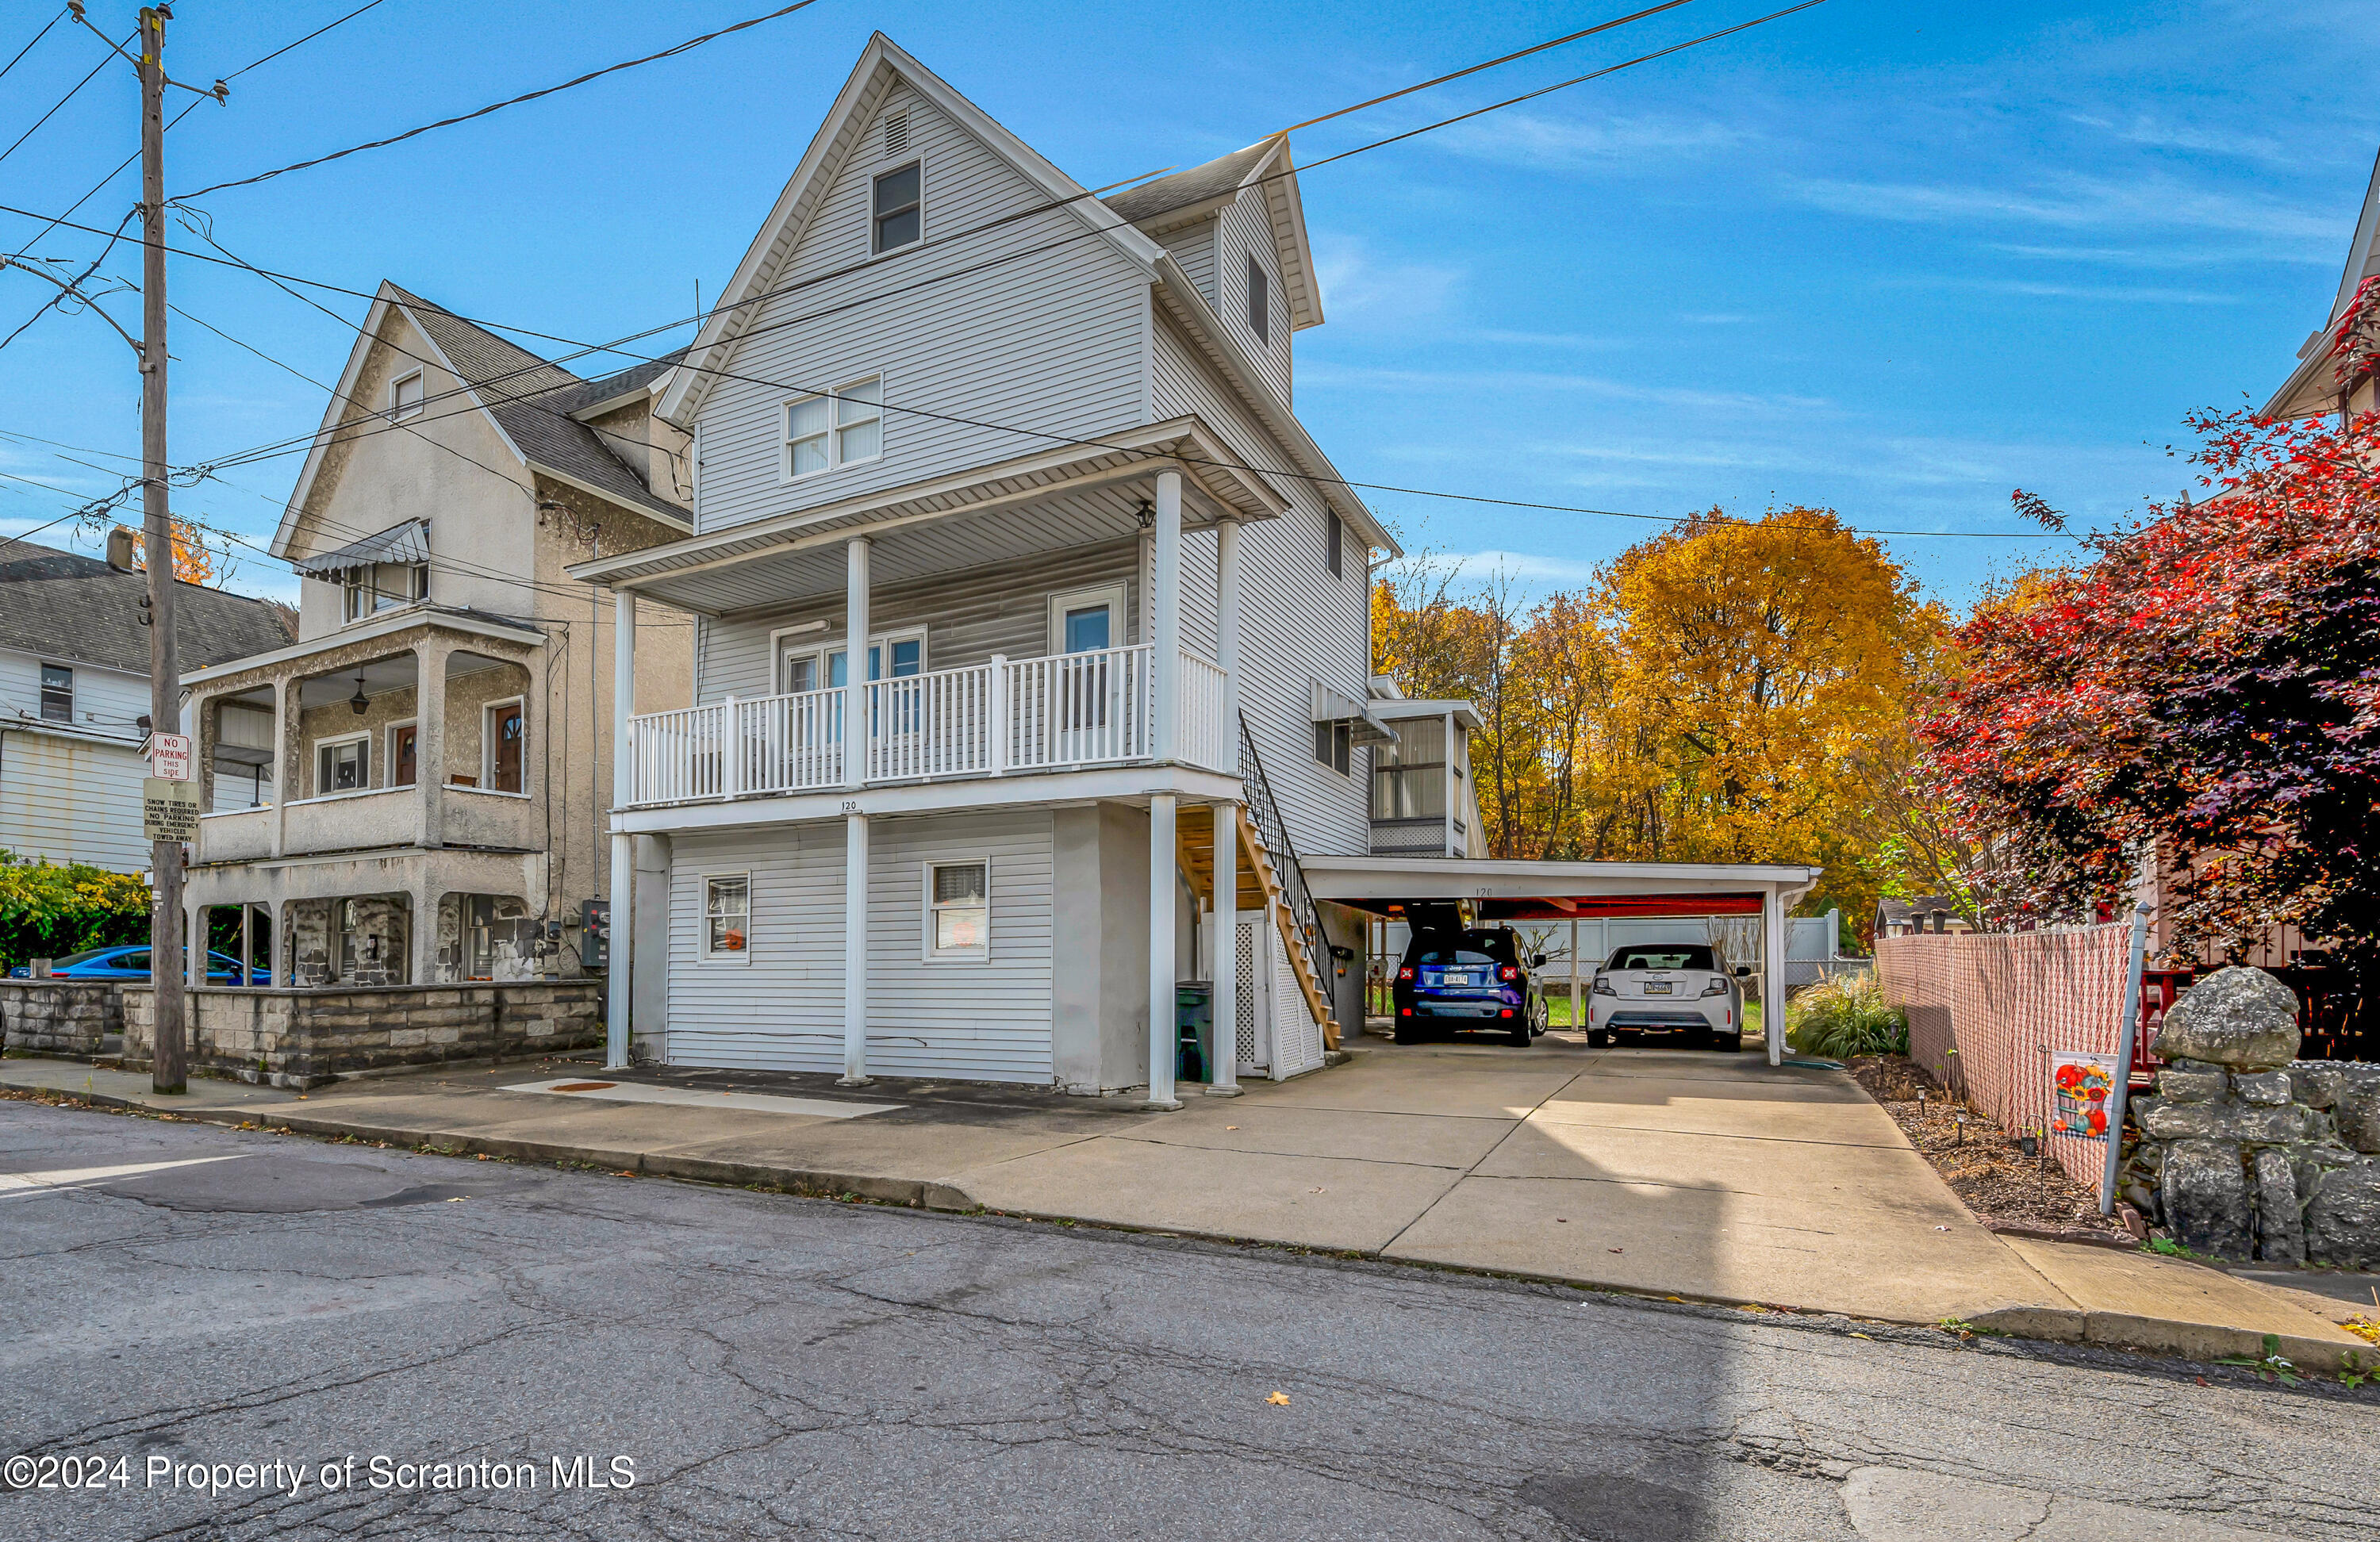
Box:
[349,673,370,715]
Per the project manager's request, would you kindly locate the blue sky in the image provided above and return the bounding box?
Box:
[2,0,2373,608]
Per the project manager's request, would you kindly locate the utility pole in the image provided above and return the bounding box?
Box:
[140,4,186,1095]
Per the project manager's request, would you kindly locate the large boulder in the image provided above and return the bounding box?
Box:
[2305,1156,2380,1268]
[2152,967,2301,1071]
[2159,1139,2252,1258]
[2340,1084,2380,1156]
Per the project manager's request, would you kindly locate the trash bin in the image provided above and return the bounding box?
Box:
[1176,981,1213,1084]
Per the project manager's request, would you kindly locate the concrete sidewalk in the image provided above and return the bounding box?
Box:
[7,1041,2374,1371]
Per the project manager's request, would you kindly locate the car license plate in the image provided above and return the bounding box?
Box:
[1642,981,1672,995]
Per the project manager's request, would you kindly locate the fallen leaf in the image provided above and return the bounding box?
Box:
[1608,1248,1623,1254]
[1308,1187,1326,1194]
[1266,1392,1291,1406]
[1225,1126,1239,1130]
[1848,1332,1873,1341]
[446,1197,467,1203]
[1556,1218,1568,1224]
[1664,1296,1684,1303]
[475,1153,489,1161]
[1933,1226,1950,1232]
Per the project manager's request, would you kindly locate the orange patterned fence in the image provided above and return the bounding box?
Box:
[1875,926,2135,1187]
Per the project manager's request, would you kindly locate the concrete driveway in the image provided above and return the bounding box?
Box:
[954,1034,2071,1323]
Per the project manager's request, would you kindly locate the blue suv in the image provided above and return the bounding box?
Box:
[1392,927,1548,1046]
[8,945,267,985]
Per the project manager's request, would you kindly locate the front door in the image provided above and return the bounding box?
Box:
[391,723,418,788]
[1055,600,1118,761]
[487,703,524,792]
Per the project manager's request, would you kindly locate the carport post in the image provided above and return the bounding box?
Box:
[1569,919,1580,1033]
[1764,885,1787,1065]
[607,587,636,1069]
[840,811,871,1086]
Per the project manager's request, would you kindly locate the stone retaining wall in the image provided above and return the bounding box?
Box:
[0,979,122,1058]
[120,981,601,1089]
[2122,966,2380,1267]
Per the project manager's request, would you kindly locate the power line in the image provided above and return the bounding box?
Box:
[0,8,65,85]
[221,0,390,82]
[175,0,825,200]
[0,25,129,169]
[141,3,1850,509]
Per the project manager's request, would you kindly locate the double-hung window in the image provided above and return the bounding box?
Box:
[703,873,750,961]
[343,561,428,622]
[785,377,883,478]
[873,162,921,253]
[390,371,424,421]
[316,735,369,794]
[925,860,988,961]
[1313,719,1352,776]
[38,663,72,723]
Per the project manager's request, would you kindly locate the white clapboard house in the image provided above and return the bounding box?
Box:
[0,538,291,874]
[574,34,1401,1100]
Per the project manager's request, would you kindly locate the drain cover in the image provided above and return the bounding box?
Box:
[551,1081,616,1092]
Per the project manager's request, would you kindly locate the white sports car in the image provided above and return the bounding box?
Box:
[1585,943,1749,1051]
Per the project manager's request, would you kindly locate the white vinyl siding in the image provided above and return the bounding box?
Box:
[1157,216,1219,308]
[697,540,1143,704]
[666,810,1056,1082]
[1219,190,1292,407]
[690,90,1151,535]
[1149,313,1367,859]
[0,646,155,872]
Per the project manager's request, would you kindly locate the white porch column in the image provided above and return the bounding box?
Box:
[606,589,636,1068]
[841,811,871,1085]
[409,880,439,987]
[1146,791,1181,1108]
[1151,470,1182,762]
[1207,800,1240,1095]
[844,536,870,789]
[1764,885,1787,1065]
[1215,516,1242,742]
[270,677,290,857]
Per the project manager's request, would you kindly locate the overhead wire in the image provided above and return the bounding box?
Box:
[133,2,2030,548]
[0,9,66,85]
[174,0,825,200]
[15,0,2048,547]
[0,25,130,169]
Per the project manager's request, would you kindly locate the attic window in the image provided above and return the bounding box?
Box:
[883,108,911,158]
[1246,252,1269,347]
[873,162,922,254]
[390,370,424,422]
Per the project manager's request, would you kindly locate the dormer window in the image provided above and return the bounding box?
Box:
[390,370,424,421]
[873,162,922,253]
[1246,252,1269,346]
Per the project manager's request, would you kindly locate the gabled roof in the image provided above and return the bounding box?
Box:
[2266,148,2380,419]
[657,33,1167,428]
[0,538,292,677]
[1106,136,1322,332]
[271,284,687,560]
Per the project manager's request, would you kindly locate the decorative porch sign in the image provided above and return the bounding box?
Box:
[143,777,200,842]
[2049,1052,2116,1140]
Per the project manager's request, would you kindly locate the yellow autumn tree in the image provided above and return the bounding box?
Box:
[1600,508,1942,926]
[128,520,226,585]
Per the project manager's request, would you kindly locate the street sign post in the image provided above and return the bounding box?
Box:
[150,732,192,782]
[143,778,200,842]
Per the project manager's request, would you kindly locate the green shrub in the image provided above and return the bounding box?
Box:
[0,850,152,969]
[1786,971,1907,1059]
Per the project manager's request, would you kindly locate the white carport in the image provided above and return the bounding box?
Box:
[1300,857,1823,1064]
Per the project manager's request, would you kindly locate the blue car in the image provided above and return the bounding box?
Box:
[1391,927,1549,1046]
[8,944,267,986]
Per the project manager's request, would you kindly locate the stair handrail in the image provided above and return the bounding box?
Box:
[1236,715,1333,1019]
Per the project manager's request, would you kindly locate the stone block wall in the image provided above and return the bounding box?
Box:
[2122,966,2380,1267]
[0,980,121,1057]
[121,980,601,1088]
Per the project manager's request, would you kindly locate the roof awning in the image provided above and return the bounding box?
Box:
[1310,681,1399,746]
[292,519,429,582]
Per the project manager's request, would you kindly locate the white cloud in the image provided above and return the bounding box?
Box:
[1887,274,2249,305]
[1987,241,2323,269]
[1296,362,1832,416]
[1786,173,2336,241]
[1310,236,1464,326]
[1431,110,1749,173]
[2067,112,2300,166]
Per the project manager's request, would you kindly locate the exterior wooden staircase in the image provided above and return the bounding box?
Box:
[1174,722,1340,1053]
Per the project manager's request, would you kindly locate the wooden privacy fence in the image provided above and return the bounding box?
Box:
[1875,925,2134,1187]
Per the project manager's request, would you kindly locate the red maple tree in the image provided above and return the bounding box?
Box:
[1920,405,2380,974]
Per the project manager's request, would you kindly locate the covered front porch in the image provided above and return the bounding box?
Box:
[576,420,1338,1094]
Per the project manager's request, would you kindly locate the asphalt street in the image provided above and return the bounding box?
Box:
[2,1097,2374,1541]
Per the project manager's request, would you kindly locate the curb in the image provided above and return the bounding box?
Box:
[11,1075,2371,1375]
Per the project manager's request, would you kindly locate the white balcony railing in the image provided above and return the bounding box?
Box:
[626,644,1234,807]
